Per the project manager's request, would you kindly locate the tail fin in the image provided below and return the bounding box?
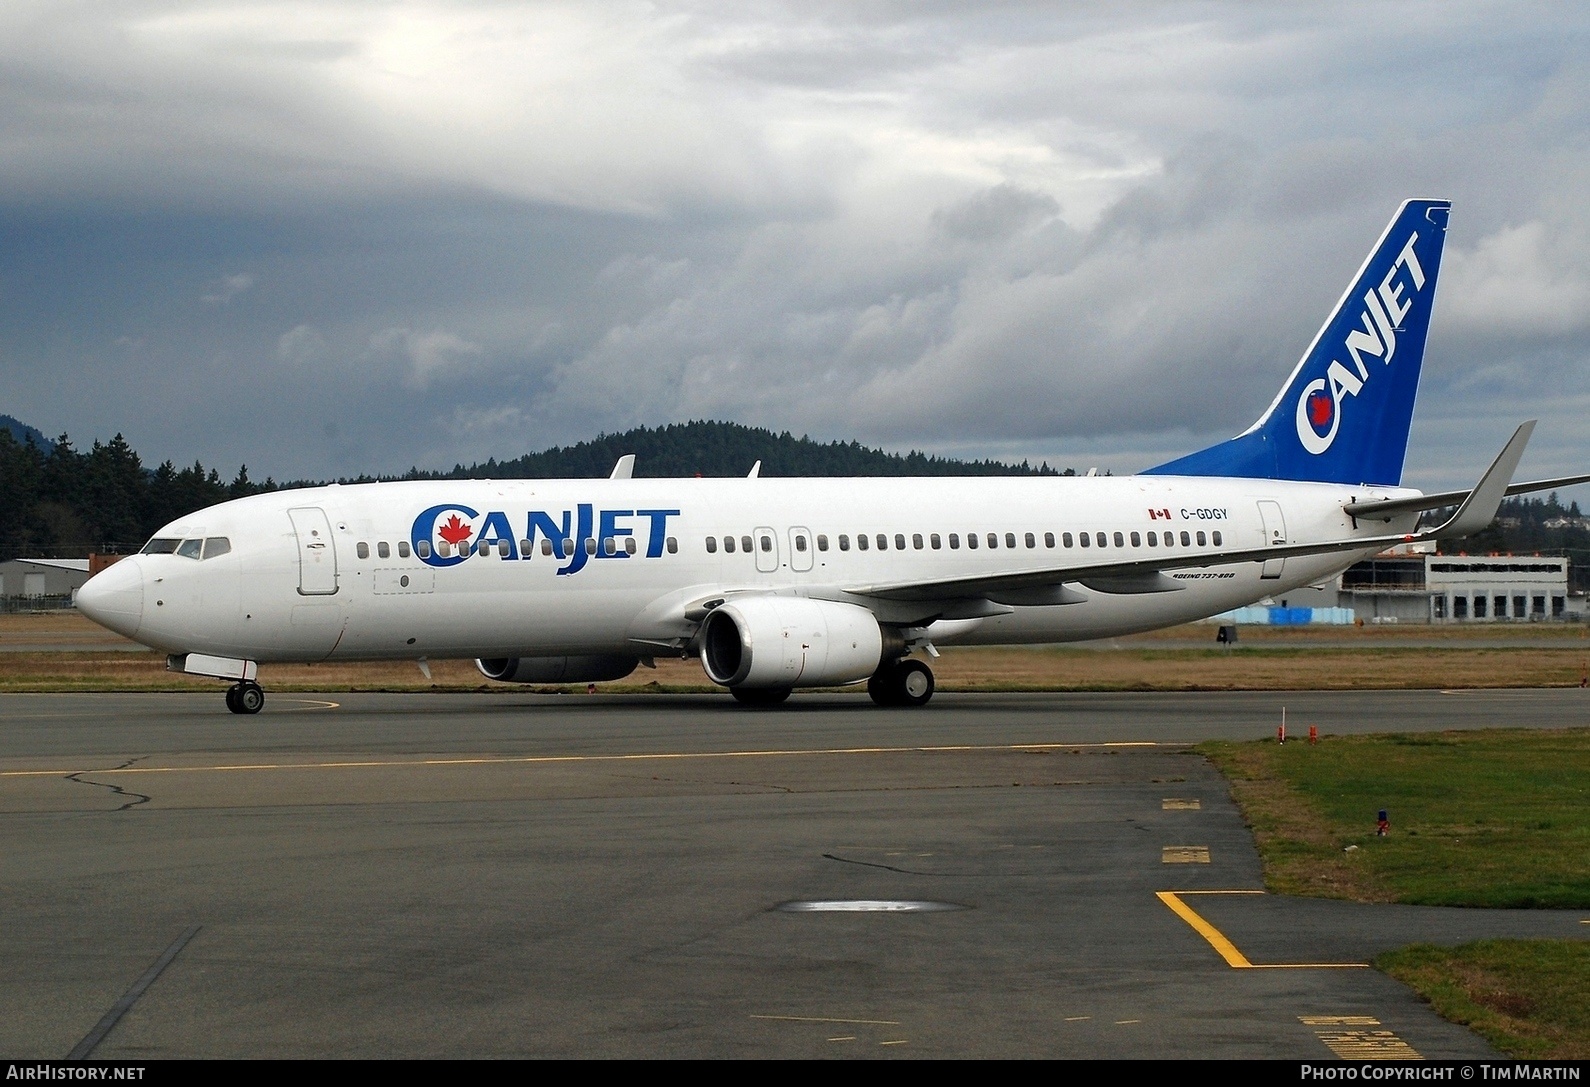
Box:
[1146,199,1451,486]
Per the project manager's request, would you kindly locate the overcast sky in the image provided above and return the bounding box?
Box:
[2,1,1587,493]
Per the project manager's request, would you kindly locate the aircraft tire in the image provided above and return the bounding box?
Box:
[730,686,791,707]
[870,659,934,708]
[225,684,242,714]
[236,682,265,715]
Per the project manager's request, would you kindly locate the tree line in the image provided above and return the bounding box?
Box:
[0,421,1068,560]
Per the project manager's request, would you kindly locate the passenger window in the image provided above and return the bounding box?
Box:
[930,533,941,550]
[398,541,411,558]
[876,534,888,551]
[858,534,869,551]
[1079,532,1090,548]
[795,536,808,552]
[437,541,452,558]
[741,535,753,553]
[895,534,906,550]
[561,538,573,556]
[203,537,231,559]
[987,533,998,549]
[1196,531,1207,546]
[357,542,370,559]
[1146,532,1157,547]
[176,539,203,559]
[602,537,615,556]
[666,537,677,554]
[724,536,735,553]
[948,533,960,549]
[839,534,850,551]
[1180,531,1191,546]
[542,539,554,556]
[1096,532,1107,547]
[1113,532,1125,547]
[1130,532,1141,547]
[1044,532,1054,548]
[1212,530,1223,546]
[1025,532,1035,549]
[585,538,596,555]
[499,540,511,557]
[141,537,181,555]
[518,540,531,556]
[911,533,922,550]
[626,538,638,555]
[1006,532,1016,549]
[706,537,718,553]
[967,533,978,549]
[1062,532,1073,547]
[416,540,432,558]
[378,541,391,559]
[759,535,772,552]
[817,535,829,551]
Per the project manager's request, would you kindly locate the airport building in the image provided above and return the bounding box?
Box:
[0,556,120,611]
[1339,551,1575,623]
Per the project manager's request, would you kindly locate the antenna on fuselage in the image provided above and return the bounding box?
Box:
[747,460,761,478]
[610,454,635,480]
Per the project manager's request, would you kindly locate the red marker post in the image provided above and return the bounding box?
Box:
[1309,725,1318,745]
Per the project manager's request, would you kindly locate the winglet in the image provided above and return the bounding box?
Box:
[609,454,636,480]
[1426,421,1535,538]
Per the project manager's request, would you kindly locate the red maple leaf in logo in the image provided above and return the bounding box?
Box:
[1308,389,1333,428]
[436,514,473,546]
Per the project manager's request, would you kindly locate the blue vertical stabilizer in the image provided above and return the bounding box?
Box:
[1146,199,1451,486]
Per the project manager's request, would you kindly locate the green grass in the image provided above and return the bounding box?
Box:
[1200,729,1590,1058]
[1200,729,1590,908]
[1376,941,1590,1059]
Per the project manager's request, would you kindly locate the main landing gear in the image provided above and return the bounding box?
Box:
[868,658,935,707]
[225,681,265,715]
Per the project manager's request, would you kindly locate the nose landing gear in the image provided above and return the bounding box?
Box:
[868,658,935,707]
[225,681,265,715]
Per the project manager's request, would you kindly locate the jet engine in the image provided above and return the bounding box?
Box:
[699,596,888,689]
[476,655,640,683]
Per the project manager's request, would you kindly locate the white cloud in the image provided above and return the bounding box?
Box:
[369,326,483,389]
[276,323,328,365]
[202,272,255,304]
[1441,220,1590,337]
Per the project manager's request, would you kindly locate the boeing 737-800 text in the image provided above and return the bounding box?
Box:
[74,200,1589,713]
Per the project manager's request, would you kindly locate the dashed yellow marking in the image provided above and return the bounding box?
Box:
[1156,892,1368,969]
[879,1040,908,1046]
[0,740,1161,780]
[1161,845,1210,863]
[1315,1029,1422,1060]
[1300,1016,1380,1026]
[1162,798,1201,810]
[1115,1020,1141,1025]
[750,1014,900,1026]
[827,1036,856,1043]
[1064,1016,1091,1022]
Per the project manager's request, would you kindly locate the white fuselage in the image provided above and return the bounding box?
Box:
[79,474,1417,665]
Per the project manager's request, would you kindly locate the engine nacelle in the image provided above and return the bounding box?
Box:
[699,596,884,689]
[476,655,640,684]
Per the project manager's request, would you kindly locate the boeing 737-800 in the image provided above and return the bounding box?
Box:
[74,199,1589,713]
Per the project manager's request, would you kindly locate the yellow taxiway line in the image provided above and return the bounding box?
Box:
[0,740,1161,779]
[1156,891,1367,969]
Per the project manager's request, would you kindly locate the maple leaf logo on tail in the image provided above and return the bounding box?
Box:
[437,514,473,547]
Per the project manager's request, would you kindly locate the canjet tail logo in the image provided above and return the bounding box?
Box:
[1295,232,1427,455]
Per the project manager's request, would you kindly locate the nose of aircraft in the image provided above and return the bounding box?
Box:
[76,557,144,639]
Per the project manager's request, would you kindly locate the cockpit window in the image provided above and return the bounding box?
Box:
[203,537,231,559]
[176,539,203,559]
[141,538,181,555]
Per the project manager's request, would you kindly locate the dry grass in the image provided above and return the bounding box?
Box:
[2,611,1588,692]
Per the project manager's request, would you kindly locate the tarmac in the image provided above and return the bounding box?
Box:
[1,688,1586,1058]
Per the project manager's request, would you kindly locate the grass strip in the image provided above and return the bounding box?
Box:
[1375,941,1590,1059]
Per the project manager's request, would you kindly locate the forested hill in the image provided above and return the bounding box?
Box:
[0,419,1065,559]
[1,415,52,452]
[430,421,1065,479]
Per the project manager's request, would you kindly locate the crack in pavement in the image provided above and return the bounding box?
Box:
[66,757,152,811]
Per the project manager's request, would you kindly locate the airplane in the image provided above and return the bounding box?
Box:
[75,199,1590,714]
